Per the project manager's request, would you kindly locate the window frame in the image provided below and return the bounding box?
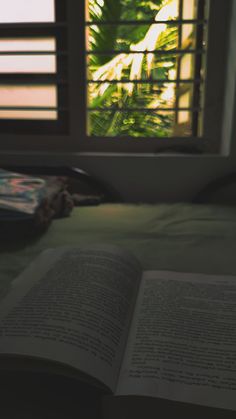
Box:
[0,0,233,155]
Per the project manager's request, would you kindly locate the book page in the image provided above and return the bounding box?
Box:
[0,245,142,392]
[117,271,236,411]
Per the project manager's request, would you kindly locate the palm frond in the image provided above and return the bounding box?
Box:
[88,0,179,137]
[88,0,123,66]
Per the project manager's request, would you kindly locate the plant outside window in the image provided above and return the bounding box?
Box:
[86,0,207,138]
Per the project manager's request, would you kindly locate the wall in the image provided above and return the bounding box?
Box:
[73,0,236,203]
[2,92,236,203]
[62,0,236,203]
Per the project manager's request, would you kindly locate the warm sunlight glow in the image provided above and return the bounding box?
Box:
[178,91,190,123]
[161,83,176,103]
[0,85,57,120]
[0,0,57,121]
[0,110,57,120]
[0,0,55,23]
[0,39,57,118]
[183,0,195,19]
[180,54,193,79]
[0,38,56,73]
[0,56,56,73]
[0,39,56,52]
[0,86,57,107]
[182,24,194,45]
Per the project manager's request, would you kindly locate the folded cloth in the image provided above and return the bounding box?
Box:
[0,169,46,215]
[0,169,74,240]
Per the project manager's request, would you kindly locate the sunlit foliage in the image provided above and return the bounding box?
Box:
[87,0,194,137]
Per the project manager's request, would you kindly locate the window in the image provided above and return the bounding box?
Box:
[0,0,233,154]
[87,0,206,139]
[0,0,68,136]
[82,0,231,153]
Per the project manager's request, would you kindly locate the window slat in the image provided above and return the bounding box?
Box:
[0,23,67,29]
[0,24,67,38]
[0,74,67,84]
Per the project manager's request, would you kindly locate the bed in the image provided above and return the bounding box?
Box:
[1,202,236,292]
[0,201,236,418]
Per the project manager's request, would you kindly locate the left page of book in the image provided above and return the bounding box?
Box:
[0,245,142,392]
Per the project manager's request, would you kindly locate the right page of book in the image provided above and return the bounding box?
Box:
[116,270,236,411]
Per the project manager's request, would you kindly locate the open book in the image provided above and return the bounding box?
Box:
[0,245,235,418]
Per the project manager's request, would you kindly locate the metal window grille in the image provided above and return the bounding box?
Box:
[86,0,208,139]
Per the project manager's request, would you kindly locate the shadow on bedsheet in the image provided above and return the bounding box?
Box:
[0,222,51,252]
[0,371,102,419]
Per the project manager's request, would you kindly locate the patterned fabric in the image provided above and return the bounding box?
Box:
[0,169,74,239]
[0,169,46,216]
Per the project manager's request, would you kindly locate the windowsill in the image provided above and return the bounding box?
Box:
[0,149,230,165]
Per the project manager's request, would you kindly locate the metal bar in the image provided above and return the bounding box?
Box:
[87,78,203,84]
[0,23,67,30]
[86,49,206,55]
[0,26,67,38]
[85,19,207,25]
[175,0,183,123]
[87,107,201,112]
[55,0,67,23]
[57,8,69,133]
[192,0,206,136]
